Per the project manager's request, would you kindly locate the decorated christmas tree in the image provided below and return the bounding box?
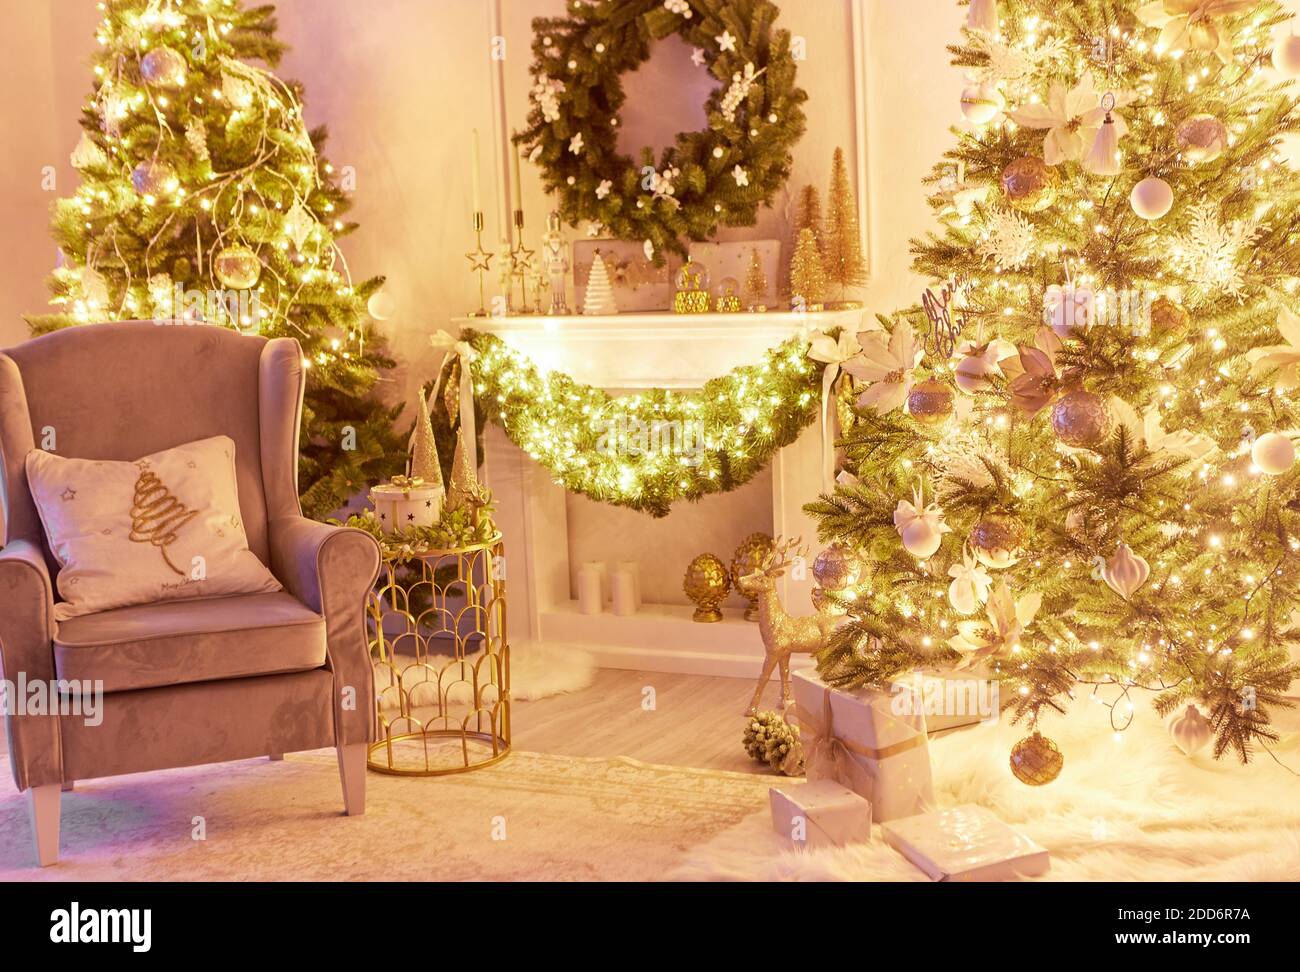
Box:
[825,147,867,297]
[807,0,1300,772]
[29,0,404,519]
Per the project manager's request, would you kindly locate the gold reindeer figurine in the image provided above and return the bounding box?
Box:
[737,537,841,716]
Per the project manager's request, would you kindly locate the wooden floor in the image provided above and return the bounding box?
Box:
[512,668,770,775]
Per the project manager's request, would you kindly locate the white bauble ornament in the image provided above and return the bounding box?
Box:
[1130,176,1173,220]
[893,492,950,559]
[1167,704,1213,757]
[214,244,261,289]
[367,291,396,320]
[960,83,1002,125]
[1102,542,1149,600]
[1251,431,1295,475]
[1272,34,1300,76]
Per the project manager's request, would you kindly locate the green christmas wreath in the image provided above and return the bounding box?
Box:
[514,0,807,260]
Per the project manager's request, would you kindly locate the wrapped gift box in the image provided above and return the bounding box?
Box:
[882,804,1050,882]
[769,779,872,850]
[888,667,1003,735]
[369,481,443,533]
[791,669,935,823]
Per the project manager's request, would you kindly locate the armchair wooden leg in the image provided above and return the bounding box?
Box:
[61,781,75,792]
[28,784,60,867]
[336,743,366,816]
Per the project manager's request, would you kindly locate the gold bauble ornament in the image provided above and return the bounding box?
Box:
[1051,389,1110,448]
[684,553,731,623]
[969,514,1024,569]
[1009,731,1063,786]
[141,46,188,89]
[906,379,955,425]
[731,532,775,622]
[1175,114,1226,164]
[214,244,262,289]
[1000,156,1057,212]
[1149,295,1189,331]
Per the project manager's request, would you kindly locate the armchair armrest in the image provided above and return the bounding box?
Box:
[269,517,381,746]
[0,539,62,790]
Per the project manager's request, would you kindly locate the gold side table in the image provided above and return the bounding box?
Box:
[366,535,510,775]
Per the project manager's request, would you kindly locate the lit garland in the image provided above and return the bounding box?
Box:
[465,330,824,516]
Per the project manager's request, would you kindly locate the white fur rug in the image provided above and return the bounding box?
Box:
[671,693,1300,881]
[376,639,596,709]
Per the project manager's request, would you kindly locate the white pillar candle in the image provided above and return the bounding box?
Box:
[616,560,642,610]
[471,128,483,214]
[577,561,604,615]
[611,565,638,617]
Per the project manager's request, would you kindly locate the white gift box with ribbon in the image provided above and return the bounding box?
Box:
[882,804,1050,881]
[769,779,872,850]
[369,478,442,532]
[790,669,936,823]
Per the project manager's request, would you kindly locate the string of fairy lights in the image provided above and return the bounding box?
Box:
[465,330,824,517]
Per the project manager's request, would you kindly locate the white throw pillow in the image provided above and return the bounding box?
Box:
[26,435,282,621]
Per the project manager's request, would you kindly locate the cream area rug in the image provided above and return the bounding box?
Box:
[0,750,772,879]
[672,693,1300,881]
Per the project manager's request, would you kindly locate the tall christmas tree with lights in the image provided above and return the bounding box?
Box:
[807,0,1300,774]
[29,0,403,519]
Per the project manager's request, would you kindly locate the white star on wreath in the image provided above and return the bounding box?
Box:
[732,165,749,187]
[569,132,584,154]
[596,179,612,199]
[691,47,707,66]
[716,30,736,52]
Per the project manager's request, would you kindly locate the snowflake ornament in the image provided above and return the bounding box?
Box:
[1169,202,1258,303]
[977,209,1035,270]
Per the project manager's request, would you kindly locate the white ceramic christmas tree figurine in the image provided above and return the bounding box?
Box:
[583,250,617,316]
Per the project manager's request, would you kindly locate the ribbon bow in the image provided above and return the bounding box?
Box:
[389,475,425,495]
[808,327,863,492]
[430,329,480,474]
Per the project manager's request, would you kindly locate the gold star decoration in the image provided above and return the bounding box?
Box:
[465,241,493,274]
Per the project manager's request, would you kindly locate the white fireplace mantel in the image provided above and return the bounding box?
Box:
[453,308,863,678]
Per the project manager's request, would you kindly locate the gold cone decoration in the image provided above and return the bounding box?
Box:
[410,388,444,493]
[446,432,487,514]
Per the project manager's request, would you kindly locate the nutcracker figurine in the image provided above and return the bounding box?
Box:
[541,210,570,315]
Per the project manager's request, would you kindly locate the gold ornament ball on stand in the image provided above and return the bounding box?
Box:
[906,379,955,425]
[1175,114,1226,164]
[141,46,188,88]
[1009,731,1064,786]
[969,514,1024,569]
[1149,295,1189,331]
[214,244,262,289]
[1000,156,1057,212]
[1051,389,1110,449]
[731,532,775,622]
[684,553,731,622]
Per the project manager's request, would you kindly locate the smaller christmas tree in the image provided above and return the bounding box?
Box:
[789,228,827,311]
[825,147,867,297]
[410,388,445,497]
[795,184,826,254]
[583,251,617,315]
[744,248,769,312]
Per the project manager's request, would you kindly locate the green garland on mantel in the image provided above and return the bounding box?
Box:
[465,329,823,516]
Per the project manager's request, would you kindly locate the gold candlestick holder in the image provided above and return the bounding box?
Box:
[465,211,493,317]
[509,209,536,314]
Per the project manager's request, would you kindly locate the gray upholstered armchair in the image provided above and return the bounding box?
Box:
[0,322,381,866]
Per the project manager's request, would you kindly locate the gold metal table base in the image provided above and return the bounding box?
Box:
[366,535,511,776]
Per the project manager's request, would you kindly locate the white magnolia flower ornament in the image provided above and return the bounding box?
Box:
[1103,542,1150,600]
[954,336,1016,393]
[893,484,951,559]
[948,545,994,615]
[843,320,924,414]
[947,579,1042,668]
[1247,307,1300,391]
[1137,0,1255,64]
[1008,74,1124,165]
[1110,397,1218,467]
